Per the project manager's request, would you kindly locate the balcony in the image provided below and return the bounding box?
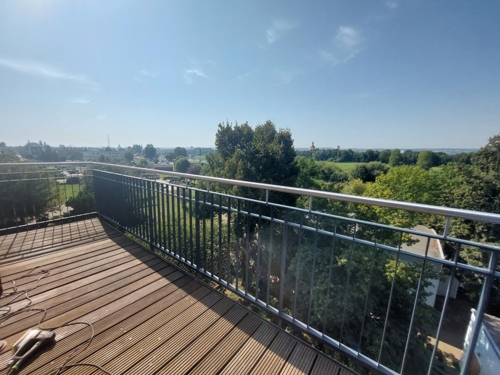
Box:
[1,162,500,375]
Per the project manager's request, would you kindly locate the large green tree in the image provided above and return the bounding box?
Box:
[206,120,299,206]
[144,144,156,160]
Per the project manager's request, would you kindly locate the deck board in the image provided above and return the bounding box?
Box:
[0,219,356,375]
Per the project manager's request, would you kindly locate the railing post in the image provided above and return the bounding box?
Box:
[195,190,201,269]
[459,251,499,375]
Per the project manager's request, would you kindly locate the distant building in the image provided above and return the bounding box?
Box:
[310,141,316,151]
[0,142,6,155]
[82,148,124,161]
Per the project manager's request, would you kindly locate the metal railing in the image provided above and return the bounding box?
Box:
[1,161,500,375]
[0,164,96,231]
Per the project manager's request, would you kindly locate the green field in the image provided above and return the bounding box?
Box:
[56,183,81,204]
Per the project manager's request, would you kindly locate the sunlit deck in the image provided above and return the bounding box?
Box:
[0,218,354,375]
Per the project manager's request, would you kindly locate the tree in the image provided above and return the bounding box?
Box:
[124,150,134,163]
[473,134,500,178]
[186,164,201,175]
[416,150,434,170]
[173,147,188,158]
[137,159,148,168]
[144,144,156,159]
[174,157,190,173]
[132,144,142,154]
[388,149,403,167]
[206,120,299,206]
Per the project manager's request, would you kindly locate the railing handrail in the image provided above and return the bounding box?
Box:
[2,161,500,225]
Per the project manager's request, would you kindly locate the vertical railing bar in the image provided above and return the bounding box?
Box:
[308,196,313,212]
[355,228,379,352]
[195,190,200,269]
[203,191,207,271]
[171,184,176,255]
[267,206,274,308]
[256,204,263,301]
[322,219,339,336]
[377,231,403,365]
[401,236,431,374]
[210,193,214,277]
[306,214,321,328]
[428,244,461,375]
[156,180,163,247]
[235,199,241,291]
[166,182,171,252]
[189,188,194,264]
[265,190,269,205]
[218,194,222,281]
[177,186,182,260]
[459,250,499,375]
[339,222,357,341]
[279,209,289,318]
[183,187,188,262]
[443,216,451,238]
[245,201,251,297]
[293,212,305,322]
[227,197,232,285]
[161,183,167,250]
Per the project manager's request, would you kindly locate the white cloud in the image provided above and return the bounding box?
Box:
[320,26,364,66]
[139,70,158,77]
[184,68,208,84]
[0,58,98,88]
[266,19,297,44]
[335,27,363,49]
[72,98,90,104]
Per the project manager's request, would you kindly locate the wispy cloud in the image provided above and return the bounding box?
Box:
[385,0,398,9]
[139,69,158,77]
[237,72,252,80]
[72,98,90,104]
[184,68,208,84]
[320,26,364,66]
[266,19,297,44]
[0,58,98,88]
[273,69,299,85]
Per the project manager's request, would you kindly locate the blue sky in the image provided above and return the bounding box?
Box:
[1,0,499,149]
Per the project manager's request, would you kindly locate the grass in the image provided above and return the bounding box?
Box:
[55,183,81,205]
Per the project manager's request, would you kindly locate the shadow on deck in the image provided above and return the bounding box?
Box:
[0,218,355,375]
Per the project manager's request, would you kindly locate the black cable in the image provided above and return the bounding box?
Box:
[1,267,113,375]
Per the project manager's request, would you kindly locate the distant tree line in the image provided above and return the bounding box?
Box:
[297,147,474,167]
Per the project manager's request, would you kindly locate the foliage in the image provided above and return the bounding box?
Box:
[0,167,57,228]
[388,149,403,167]
[65,190,95,215]
[144,144,156,159]
[174,157,190,173]
[417,150,434,170]
[186,164,201,175]
[124,150,134,162]
[206,120,299,206]
[473,134,500,178]
[132,144,143,154]
[137,159,148,168]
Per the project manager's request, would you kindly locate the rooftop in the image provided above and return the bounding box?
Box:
[0,218,354,375]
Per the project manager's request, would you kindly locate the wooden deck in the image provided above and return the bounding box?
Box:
[0,218,355,375]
